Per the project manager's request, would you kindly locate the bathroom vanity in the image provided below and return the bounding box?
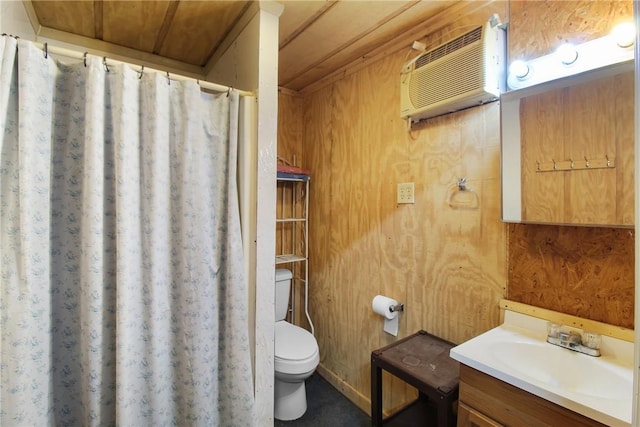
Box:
[450,304,633,427]
[457,365,606,426]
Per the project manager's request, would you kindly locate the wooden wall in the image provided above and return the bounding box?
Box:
[507,1,635,328]
[286,3,509,414]
[277,91,308,326]
[508,224,634,328]
[277,0,635,417]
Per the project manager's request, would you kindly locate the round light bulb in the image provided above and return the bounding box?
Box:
[612,22,635,48]
[556,43,578,65]
[509,60,530,79]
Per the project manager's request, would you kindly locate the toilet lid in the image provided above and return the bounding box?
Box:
[275,321,318,361]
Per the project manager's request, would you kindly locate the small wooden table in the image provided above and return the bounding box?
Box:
[371,330,460,427]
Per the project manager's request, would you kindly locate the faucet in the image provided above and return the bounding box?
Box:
[546,323,601,357]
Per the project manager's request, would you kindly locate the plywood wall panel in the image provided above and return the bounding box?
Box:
[277,92,307,327]
[278,0,634,418]
[277,92,304,165]
[508,0,634,329]
[508,1,633,60]
[300,3,509,414]
[507,224,634,329]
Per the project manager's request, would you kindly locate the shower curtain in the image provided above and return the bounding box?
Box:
[0,38,255,426]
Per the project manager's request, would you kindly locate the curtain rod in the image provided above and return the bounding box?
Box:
[30,40,253,97]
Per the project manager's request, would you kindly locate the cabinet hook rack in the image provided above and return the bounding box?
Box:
[535,155,615,172]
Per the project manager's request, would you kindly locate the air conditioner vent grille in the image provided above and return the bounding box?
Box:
[409,44,485,108]
[415,26,483,69]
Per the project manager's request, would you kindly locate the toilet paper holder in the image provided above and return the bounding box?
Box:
[389,303,404,313]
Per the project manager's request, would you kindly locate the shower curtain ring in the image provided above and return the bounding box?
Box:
[226,87,232,97]
[44,43,48,59]
[103,57,110,72]
[166,71,170,85]
[83,52,88,67]
[139,65,144,79]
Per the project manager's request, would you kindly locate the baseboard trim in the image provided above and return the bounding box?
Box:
[316,364,372,416]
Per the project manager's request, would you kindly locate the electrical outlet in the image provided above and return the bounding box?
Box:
[397,182,415,204]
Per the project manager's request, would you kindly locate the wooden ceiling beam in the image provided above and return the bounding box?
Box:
[153,0,180,55]
[299,0,495,95]
[279,0,338,51]
[94,0,103,40]
[280,0,421,88]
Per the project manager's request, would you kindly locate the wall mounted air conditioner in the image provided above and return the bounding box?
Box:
[400,20,505,124]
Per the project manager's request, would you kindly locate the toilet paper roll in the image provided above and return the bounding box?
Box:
[372,295,400,336]
[372,295,399,320]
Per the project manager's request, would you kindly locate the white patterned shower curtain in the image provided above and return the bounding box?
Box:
[0,38,255,426]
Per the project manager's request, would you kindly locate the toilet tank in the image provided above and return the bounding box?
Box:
[275,269,293,321]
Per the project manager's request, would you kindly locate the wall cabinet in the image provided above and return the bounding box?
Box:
[501,61,634,227]
[457,365,606,427]
[276,175,314,332]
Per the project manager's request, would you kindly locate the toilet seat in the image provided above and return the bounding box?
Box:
[275,321,319,375]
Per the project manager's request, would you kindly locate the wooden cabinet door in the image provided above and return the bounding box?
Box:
[457,402,503,427]
[519,71,634,227]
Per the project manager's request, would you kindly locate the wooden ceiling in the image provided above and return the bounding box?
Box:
[25,0,463,93]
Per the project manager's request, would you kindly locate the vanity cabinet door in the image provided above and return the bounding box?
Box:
[457,402,503,427]
[458,365,607,427]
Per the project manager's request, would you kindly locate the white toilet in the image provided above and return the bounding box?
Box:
[274,269,320,421]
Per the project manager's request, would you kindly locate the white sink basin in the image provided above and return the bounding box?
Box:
[450,311,633,427]
[490,340,631,400]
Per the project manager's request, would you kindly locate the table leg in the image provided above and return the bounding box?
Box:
[371,356,383,426]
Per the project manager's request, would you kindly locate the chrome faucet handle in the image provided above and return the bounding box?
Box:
[582,331,602,350]
[546,325,601,357]
[559,330,581,347]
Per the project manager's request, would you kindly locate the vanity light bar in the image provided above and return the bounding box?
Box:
[507,23,635,90]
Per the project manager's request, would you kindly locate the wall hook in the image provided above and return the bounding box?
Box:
[457,177,467,191]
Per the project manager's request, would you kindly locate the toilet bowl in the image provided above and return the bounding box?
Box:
[274,269,319,421]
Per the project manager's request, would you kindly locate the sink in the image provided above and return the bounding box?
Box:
[450,310,634,427]
[489,340,631,400]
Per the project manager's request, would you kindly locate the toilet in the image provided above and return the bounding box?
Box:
[274,268,320,421]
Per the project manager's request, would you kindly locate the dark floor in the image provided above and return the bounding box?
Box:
[274,373,370,427]
[273,374,445,427]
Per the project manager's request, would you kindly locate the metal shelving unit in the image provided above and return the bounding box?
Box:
[276,175,314,335]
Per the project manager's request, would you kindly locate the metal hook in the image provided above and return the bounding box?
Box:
[606,154,611,167]
[457,177,467,191]
[166,71,170,85]
[536,160,540,171]
[44,42,48,59]
[83,52,88,67]
[552,159,557,170]
[226,87,232,97]
[138,65,144,79]
[103,57,110,72]
[569,158,574,169]
[584,156,590,168]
